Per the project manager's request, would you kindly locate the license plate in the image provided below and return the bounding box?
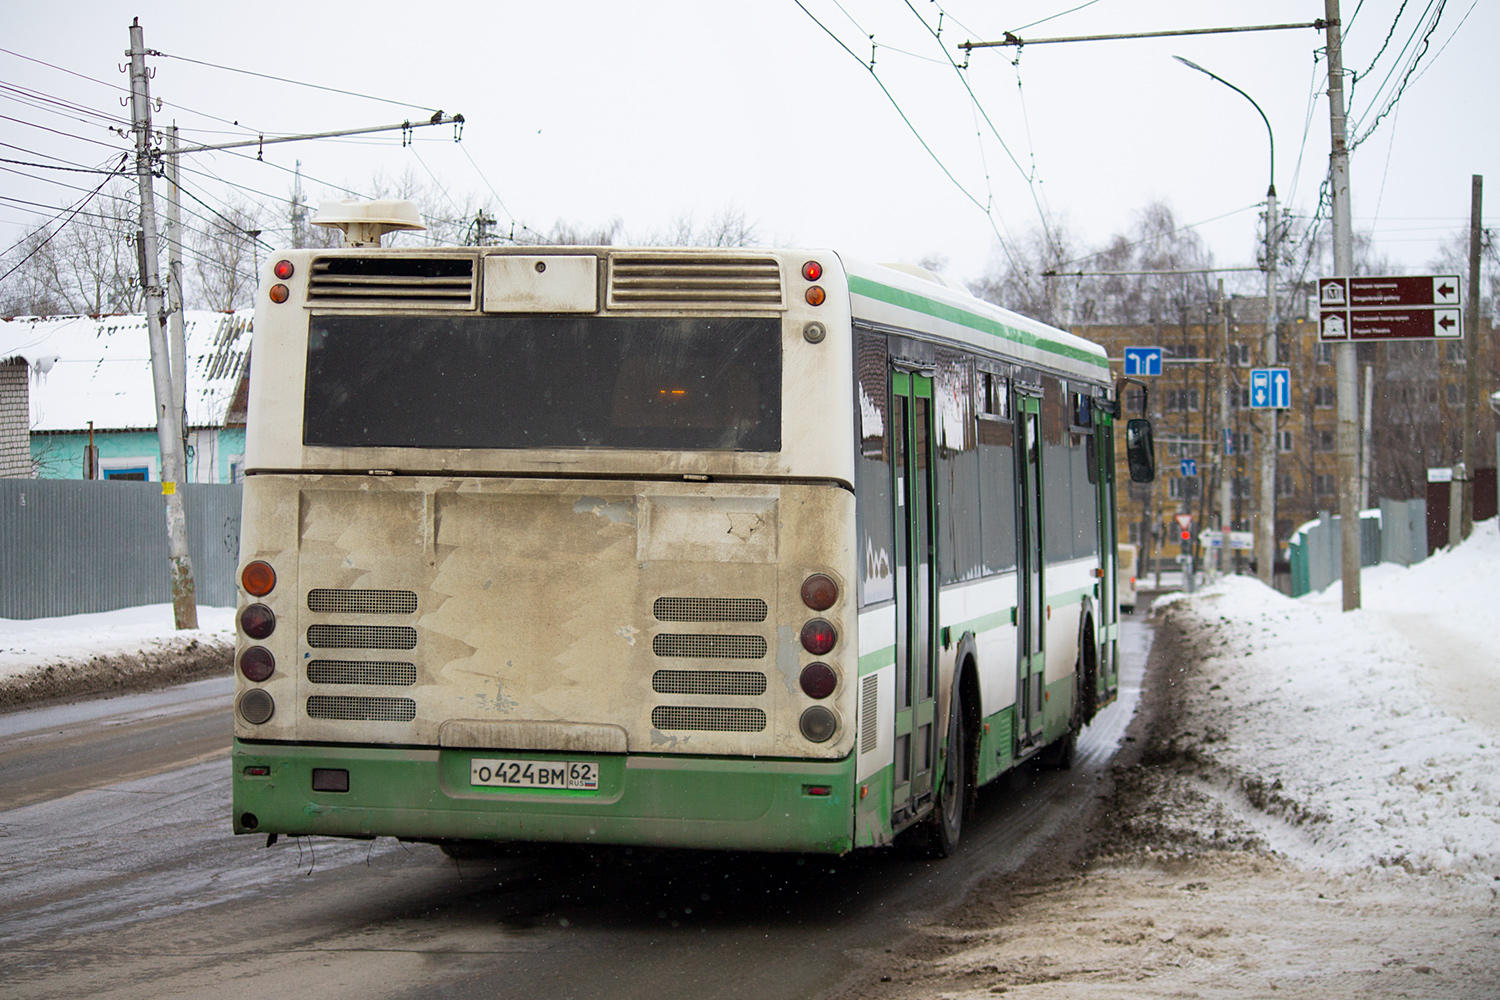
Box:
[470,758,599,791]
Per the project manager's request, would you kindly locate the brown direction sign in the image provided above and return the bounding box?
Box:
[1320,307,1462,341]
[1318,274,1463,341]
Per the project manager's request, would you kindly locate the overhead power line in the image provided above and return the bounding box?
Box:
[150,50,443,115]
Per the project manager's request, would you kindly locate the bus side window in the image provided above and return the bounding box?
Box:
[856,332,893,606]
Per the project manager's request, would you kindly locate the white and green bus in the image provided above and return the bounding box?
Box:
[231,212,1153,856]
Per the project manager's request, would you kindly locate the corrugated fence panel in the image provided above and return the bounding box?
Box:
[0,479,242,619]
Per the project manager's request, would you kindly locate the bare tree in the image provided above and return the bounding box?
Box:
[0,180,144,317]
[189,195,265,312]
[637,205,761,248]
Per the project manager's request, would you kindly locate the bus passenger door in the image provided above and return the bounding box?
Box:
[1016,395,1046,749]
[890,370,939,825]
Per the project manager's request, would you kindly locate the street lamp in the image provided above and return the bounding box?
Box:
[1174,55,1279,587]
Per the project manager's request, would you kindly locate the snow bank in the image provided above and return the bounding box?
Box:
[0,604,235,682]
[1161,522,1500,880]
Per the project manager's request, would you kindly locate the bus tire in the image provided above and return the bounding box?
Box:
[927,687,969,857]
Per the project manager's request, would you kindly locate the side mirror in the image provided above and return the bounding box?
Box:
[1125,418,1155,483]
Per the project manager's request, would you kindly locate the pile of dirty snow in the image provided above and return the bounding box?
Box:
[0,604,235,710]
[1143,520,1500,881]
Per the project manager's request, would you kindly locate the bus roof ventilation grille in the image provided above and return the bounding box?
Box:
[607,254,784,310]
[307,256,475,308]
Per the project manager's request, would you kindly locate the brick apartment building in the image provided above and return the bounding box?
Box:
[1078,295,1497,574]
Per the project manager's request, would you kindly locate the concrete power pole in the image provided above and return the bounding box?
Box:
[1461,174,1483,540]
[128,18,198,630]
[1218,278,1232,577]
[166,124,188,477]
[1325,0,1360,611]
[1257,186,1279,586]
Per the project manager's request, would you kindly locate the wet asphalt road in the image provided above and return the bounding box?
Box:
[0,615,1151,1000]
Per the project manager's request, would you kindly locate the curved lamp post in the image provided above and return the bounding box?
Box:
[1175,55,1279,587]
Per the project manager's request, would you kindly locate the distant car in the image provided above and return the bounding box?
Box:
[1117,543,1138,613]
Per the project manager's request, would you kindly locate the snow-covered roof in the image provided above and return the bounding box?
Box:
[0,311,250,433]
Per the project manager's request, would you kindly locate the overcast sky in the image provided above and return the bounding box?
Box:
[3,1,1495,293]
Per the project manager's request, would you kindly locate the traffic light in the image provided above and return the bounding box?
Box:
[1180,527,1191,542]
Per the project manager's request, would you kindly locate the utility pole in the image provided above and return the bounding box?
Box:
[128,18,197,629]
[1325,0,1360,611]
[166,124,188,477]
[1461,174,1483,540]
[291,160,308,248]
[1218,279,1232,577]
[1257,184,1280,587]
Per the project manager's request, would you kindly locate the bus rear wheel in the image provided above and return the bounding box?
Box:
[927,690,969,857]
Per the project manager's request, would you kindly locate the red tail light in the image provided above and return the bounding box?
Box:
[239,646,275,682]
[800,573,838,611]
[240,603,276,640]
[800,618,836,655]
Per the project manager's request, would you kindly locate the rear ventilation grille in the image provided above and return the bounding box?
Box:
[652,670,768,697]
[652,634,767,659]
[308,660,417,686]
[307,695,417,722]
[651,706,767,732]
[653,597,768,623]
[860,674,880,754]
[308,256,475,307]
[607,255,784,309]
[308,589,417,615]
[307,625,417,650]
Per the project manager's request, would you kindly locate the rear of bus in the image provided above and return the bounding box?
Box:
[231,245,865,853]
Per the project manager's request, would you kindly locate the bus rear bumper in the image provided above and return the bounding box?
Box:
[231,739,857,854]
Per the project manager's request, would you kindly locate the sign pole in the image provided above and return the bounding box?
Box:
[1325,0,1360,611]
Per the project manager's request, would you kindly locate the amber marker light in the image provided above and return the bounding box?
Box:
[273,259,295,280]
[268,284,290,303]
[805,285,826,306]
[241,560,276,597]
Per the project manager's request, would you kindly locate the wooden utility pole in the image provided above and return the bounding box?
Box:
[128,18,198,629]
[1325,0,1360,611]
[1461,174,1483,540]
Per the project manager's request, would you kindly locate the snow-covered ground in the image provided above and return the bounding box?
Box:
[1152,518,1500,880]
[0,604,236,683]
[0,604,235,708]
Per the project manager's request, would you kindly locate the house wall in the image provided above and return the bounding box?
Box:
[0,361,27,478]
[29,427,246,483]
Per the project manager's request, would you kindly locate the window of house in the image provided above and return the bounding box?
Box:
[1277,430,1293,453]
[1314,473,1336,495]
[1313,385,1336,408]
[1315,429,1336,451]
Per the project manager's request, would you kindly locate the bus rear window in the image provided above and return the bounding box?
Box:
[303,314,781,451]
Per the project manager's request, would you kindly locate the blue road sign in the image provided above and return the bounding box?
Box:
[1123,347,1162,376]
[1181,458,1197,477]
[1250,367,1290,409]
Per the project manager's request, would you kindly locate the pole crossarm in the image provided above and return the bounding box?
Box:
[961,21,1330,50]
[156,114,465,158]
[1044,266,1263,277]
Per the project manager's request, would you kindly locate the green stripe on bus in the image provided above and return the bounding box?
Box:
[945,606,1013,638]
[848,275,1110,371]
[858,645,896,676]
